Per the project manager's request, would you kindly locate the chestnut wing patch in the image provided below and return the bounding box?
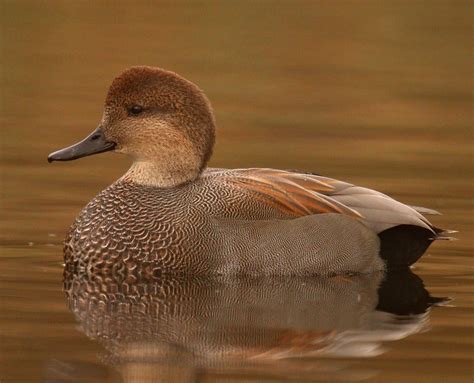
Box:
[222,168,362,219]
[205,168,440,234]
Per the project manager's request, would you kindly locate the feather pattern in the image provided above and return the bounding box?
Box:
[221,168,362,219]
[209,168,438,234]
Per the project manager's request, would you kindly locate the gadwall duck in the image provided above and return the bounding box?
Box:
[48,66,451,276]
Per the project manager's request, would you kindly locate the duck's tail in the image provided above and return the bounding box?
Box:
[378,224,457,269]
[408,205,458,240]
[431,227,458,241]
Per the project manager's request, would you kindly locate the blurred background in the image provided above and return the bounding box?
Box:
[0,1,472,382]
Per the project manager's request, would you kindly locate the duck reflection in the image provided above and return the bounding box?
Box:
[62,269,445,382]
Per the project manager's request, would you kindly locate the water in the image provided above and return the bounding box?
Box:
[1,1,472,382]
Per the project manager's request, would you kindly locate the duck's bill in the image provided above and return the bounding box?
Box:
[47,127,116,163]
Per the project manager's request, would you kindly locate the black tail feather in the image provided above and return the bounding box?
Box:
[378,225,436,268]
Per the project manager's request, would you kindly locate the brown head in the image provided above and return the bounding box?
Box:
[48,66,216,187]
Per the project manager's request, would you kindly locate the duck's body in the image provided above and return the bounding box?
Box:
[64,167,442,276]
[66,169,385,275]
[50,66,448,276]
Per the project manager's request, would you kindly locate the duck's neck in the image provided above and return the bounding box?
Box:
[121,159,202,188]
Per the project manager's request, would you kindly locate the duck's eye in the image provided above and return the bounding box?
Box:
[129,105,143,116]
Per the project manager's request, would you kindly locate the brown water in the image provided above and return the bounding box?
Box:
[1,1,472,382]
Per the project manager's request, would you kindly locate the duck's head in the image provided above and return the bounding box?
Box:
[48,66,216,187]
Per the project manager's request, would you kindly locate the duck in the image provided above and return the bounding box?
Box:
[48,66,450,276]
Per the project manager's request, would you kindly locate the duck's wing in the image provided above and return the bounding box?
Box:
[206,168,438,234]
[211,168,362,219]
[311,174,439,233]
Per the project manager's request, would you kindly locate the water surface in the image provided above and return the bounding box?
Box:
[1,1,472,382]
